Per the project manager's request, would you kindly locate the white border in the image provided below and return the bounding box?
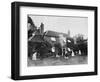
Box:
[20,6,94,76]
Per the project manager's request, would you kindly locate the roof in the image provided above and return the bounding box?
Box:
[44,30,68,38]
[30,35,44,43]
[29,35,52,48]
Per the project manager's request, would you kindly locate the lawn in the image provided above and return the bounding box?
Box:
[28,55,88,66]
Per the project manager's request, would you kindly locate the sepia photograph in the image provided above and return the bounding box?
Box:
[27,15,88,67]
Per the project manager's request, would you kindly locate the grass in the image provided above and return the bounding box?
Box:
[28,55,87,67]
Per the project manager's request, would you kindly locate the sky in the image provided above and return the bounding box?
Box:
[29,15,88,38]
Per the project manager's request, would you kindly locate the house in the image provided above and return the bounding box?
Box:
[43,30,70,47]
[43,30,72,56]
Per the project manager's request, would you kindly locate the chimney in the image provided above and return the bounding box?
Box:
[39,23,44,34]
[68,30,70,37]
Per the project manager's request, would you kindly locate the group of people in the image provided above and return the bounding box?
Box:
[28,40,87,60]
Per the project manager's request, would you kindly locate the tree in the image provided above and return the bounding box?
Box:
[28,16,37,39]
